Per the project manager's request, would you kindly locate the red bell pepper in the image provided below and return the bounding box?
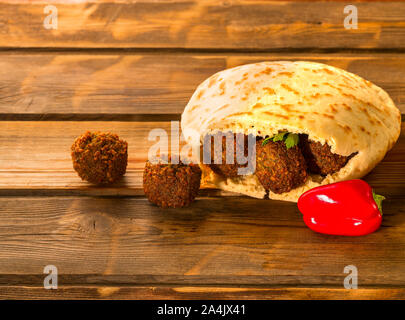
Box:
[297,179,385,236]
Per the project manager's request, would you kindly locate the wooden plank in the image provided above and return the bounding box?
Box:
[0,121,404,196]
[0,54,223,116]
[0,196,404,299]
[1,53,405,116]
[1,1,405,49]
[7,0,405,3]
[0,121,148,195]
[1,286,405,300]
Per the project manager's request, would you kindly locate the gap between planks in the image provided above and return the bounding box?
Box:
[2,286,405,300]
[0,114,404,122]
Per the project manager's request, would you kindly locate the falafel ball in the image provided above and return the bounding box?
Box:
[299,135,350,175]
[143,158,202,208]
[71,131,128,184]
[204,132,253,178]
[255,139,308,194]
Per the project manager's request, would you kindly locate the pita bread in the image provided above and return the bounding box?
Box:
[181,61,401,202]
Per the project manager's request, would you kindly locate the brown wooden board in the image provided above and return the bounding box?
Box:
[1,0,405,301]
[0,196,404,299]
[1,53,405,117]
[2,1,405,49]
[3,286,405,300]
[0,121,404,196]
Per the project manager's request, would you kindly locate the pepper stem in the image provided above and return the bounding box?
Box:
[372,190,386,215]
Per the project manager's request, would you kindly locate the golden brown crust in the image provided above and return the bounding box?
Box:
[71,131,128,184]
[143,160,202,208]
[256,140,308,194]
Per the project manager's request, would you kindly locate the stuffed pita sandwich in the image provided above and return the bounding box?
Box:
[181,61,401,202]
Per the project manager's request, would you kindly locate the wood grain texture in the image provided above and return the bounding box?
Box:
[2,1,405,49]
[0,121,404,196]
[1,53,405,116]
[1,0,405,301]
[0,196,404,299]
[2,286,405,300]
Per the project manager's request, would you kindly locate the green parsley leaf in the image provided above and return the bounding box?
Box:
[261,132,300,149]
[284,133,299,149]
[272,132,288,142]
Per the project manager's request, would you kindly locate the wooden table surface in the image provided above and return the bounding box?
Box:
[1,0,405,299]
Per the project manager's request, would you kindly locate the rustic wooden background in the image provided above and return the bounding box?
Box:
[1,0,405,299]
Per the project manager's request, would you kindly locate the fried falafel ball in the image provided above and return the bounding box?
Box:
[203,132,253,178]
[299,135,351,175]
[143,158,202,208]
[71,131,128,184]
[255,139,308,194]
